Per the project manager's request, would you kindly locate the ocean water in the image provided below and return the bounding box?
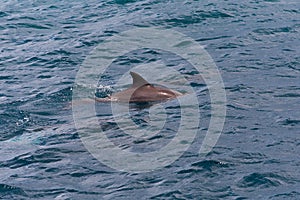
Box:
[0,0,300,199]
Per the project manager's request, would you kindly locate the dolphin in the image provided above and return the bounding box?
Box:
[95,71,182,103]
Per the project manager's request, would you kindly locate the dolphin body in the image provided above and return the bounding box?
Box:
[95,72,182,103]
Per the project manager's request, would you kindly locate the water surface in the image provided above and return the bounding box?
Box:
[0,0,299,199]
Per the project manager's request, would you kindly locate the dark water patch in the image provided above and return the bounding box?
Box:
[275,74,297,78]
[265,140,296,148]
[12,90,72,137]
[64,166,114,178]
[42,49,78,57]
[217,42,244,49]
[283,9,299,14]
[0,109,30,141]
[28,188,81,199]
[150,190,184,200]
[253,27,294,35]
[162,10,233,27]
[271,191,300,199]
[263,0,280,2]
[0,87,72,141]
[277,118,300,126]
[23,56,48,64]
[282,48,296,52]
[16,16,39,21]
[191,160,230,170]
[47,87,73,103]
[196,35,231,42]
[0,11,8,18]
[225,84,252,93]
[14,22,51,30]
[232,152,267,164]
[235,65,260,71]
[274,93,300,97]
[194,10,234,19]
[1,148,63,169]
[189,82,207,90]
[36,74,52,79]
[237,172,290,189]
[134,175,164,185]
[176,160,230,176]
[33,131,79,146]
[0,183,28,198]
[23,87,72,114]
[102,108,180,153]
[114,0,139,5]
[227,103,248,111]
[0,75,14,80]
[287,63,300,72]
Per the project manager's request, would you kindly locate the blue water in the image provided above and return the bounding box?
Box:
[1,0,300,199]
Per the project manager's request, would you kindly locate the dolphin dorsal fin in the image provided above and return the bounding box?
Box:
[130,71,150,88]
